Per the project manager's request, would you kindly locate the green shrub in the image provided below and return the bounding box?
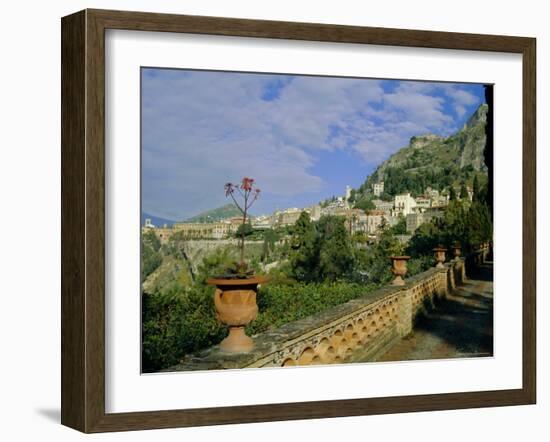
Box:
[407,255,434,276]
[141,284,225,372]
[247,281,378,335]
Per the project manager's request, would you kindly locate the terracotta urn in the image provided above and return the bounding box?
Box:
[206,275,268,353]
[433,246,447,269]
[452,242,462,261]
[390,256,410,286]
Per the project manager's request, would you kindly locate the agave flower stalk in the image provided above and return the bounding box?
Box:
[224,177,261,270]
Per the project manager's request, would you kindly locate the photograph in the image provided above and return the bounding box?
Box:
[140,68,494,373]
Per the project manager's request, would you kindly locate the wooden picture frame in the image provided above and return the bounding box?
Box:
[61,8,536,433]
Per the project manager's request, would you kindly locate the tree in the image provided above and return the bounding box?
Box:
[348,188,357,203]
[141,230,162,281]
[388,215,407,235]
[407,221,444,257]
[472,175,481,201]
[289,214,357,282]
[288,212,319,282]
[449,186,457,201]
[407,199,492,257]
[261,229,279,262]
[261,239,270,263]
[354,197,375,211]
[359,228,403,284]
[143,229,161,251]
[235,222,253,239]
[316,216,356,282]
[460,183,469,200]
[465,201,492,245]
[377,216,389,231]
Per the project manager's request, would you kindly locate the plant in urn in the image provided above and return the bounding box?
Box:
[206,177,268,353]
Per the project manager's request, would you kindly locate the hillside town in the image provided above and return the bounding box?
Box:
[143,180,474,242]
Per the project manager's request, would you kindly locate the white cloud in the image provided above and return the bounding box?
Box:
[141,69,483,219]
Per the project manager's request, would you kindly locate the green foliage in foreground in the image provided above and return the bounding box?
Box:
[142,279,380,372]
[142,284,225,372]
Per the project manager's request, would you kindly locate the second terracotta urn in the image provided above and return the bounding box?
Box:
[452,242,462,261]
[390,255,410,286]
[433,246,447,269]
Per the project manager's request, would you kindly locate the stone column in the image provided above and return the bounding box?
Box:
[438,268,448,298]
[396,287,413,337]
[458,259,466,285]
[448,264,456,292]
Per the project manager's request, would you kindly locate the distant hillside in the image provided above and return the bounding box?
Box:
[184,203,243,223]
[141,212,176,228]
[356,104,489,199]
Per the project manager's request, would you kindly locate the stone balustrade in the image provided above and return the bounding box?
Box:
[169,255,477,372]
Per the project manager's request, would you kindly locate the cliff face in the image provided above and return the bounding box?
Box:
[362,104,488,195]
[458,104,488,171]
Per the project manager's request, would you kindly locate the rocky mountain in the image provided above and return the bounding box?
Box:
[358,104,488,198]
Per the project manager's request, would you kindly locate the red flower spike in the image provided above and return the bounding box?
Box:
[241,177,254,191]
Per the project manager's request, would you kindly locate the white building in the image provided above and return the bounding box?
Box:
[373,181,384,197]
[394,193,417,216]
[415,196,431,211]
[251,215,273,230]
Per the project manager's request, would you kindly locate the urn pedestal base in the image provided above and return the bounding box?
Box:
[220,326,254,353]
[392,275,406,286]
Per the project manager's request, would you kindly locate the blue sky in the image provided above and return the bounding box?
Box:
[141,68,486,221]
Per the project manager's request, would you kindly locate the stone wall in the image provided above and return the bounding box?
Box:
[169,256,478,372]
[179,239,263,273]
